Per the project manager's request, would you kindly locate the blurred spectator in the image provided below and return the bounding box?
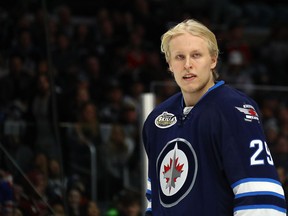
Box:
[100,83,124,123]
[0,54,34,109]
[0,54,8,78]
[118,26,148,93]
[51,201,66,216]
[72,101,101,146]
[219,50,255,94]
[9,29,42,76]
[56,5,75,38]
[96,10,116,55]
[124,81,145,106]
[155,77,179,105]
[1,103,34,176]
[224,21,252,65]
[111,10,133,43]
[36,59,49,76]
[13,183,24,213]
[66,101,102,188]
[118,99,141,190]
[33,152,49,179]
[85,201,101,216]
[124,28,147,71]
[264,118,280,149]
[114,188,141,216]
[119,98,139,140]
[18,170,49,216]
[27,74,59,157]
[259,24,288,85]
[13,209,23,216]
[278,104,288,136]
[82,55,106,105]
[47,158,64,203]
[63,79,91,122]
[52,33,78,77]
[100,123,135,200]
[137,49,167,92]
[67,187,87,216]
[73,23,95,60]
[276,166,288,206]
[0,170,14,216]
[260,96,280,122]
[209,0,243,25]
[273,134,288,170]
[30,8,48,55]
[242,2,275,27]
[47,19,59,52]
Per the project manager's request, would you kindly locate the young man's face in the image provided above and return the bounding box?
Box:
[168,32,217,103]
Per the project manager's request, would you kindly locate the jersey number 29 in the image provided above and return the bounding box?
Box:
[250,139,274,166]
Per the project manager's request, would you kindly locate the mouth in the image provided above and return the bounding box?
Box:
[183,73,197,80]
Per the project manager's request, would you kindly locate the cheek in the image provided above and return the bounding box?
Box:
[169,61,181,72]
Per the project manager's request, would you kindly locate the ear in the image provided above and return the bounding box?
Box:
[168,63,173,73]
[210,56,217,70]
[168,66,174,77]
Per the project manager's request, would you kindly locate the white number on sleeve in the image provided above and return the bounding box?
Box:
[264,141,274,165]
[250,139,274,166]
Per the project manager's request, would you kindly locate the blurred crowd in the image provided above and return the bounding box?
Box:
[0,0,288,215]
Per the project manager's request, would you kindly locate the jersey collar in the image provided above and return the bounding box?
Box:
[181,80,225,108]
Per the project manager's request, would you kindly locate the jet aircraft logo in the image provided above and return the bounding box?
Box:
[235,104,259,122]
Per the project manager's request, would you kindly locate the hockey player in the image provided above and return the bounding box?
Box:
[142,19,287,215]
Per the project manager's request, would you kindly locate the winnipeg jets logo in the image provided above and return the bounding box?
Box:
[235,104,259,122]
[162,143,185,194]
[157,138,198,207]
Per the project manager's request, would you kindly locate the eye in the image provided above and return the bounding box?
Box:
[192,53,201,58]
[175,54,185,60]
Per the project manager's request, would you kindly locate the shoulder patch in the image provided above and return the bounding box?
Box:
[235,104,259,122]
[155,111,177,129]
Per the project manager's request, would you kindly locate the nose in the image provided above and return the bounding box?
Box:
[184,57,192,70]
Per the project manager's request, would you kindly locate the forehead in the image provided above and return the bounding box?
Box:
[169,33,208,53]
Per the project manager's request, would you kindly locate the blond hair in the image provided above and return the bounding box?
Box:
[161,19,219,80]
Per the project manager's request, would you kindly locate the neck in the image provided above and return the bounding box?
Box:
[183,81,215,106]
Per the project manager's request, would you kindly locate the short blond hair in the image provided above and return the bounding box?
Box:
[161,19,219,80]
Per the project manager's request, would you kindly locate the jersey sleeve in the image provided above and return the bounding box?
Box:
[214,101,287,216]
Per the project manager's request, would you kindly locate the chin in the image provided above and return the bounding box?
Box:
[183,83,206,94]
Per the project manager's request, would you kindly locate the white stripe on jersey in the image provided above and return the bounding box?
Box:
[147,201,152,210]
[147,178,151,191]
[234,206,286,216]
[146,178,152,211]
[232,178,284,198]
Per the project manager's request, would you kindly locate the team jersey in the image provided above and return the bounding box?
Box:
[142,81,287,216]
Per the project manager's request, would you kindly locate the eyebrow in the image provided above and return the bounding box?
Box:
[172,49,202,54]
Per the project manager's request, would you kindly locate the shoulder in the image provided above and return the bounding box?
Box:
[146,92,181,120]
[142,92,181,136]
[204,84,258,110]
[198,84,261,125]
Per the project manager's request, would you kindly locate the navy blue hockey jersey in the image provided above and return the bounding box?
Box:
[142,81,287,215]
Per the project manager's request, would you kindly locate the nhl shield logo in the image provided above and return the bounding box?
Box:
[157,138,198,207]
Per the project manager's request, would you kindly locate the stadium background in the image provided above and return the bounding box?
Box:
[0,0,287,215]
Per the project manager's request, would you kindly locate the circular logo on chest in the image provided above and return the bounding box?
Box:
[156,138,198,207]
